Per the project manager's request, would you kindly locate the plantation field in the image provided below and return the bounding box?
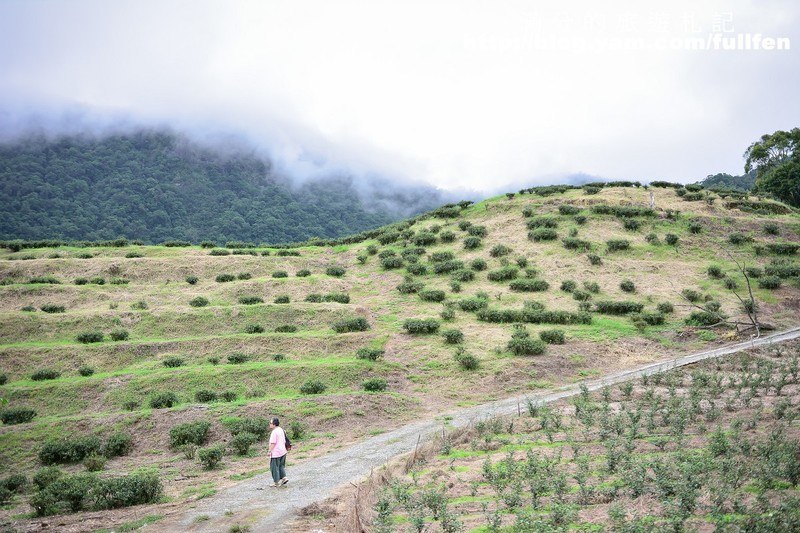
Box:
[0,183,799,530]
[298,340,800,532]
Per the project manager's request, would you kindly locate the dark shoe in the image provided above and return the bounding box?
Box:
[279,478,289,486]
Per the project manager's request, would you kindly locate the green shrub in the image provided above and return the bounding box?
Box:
[397,279,424,294]
[681,288,702,302]
[490,244,512,257]
[766,243,799,255]
[664,233,679,245]
[83,454,106,472]
[507,328,546,356]
[707,265,724,279]
[216,274,235,283]
[244,324,265,333]
[235,272,252,280]
[39,436,102,465]
[560,280,576,293]
[686,310,724,326]
[209,248,230,256]
[442,329,464,344]
[645,233,660,244]
[162,357,184,368]
[467,225,487,237]
[300,380,326,394]
[197,445,224,469]
[583,186,601,195]
[230,432,257,455]
[110,278,129,285]
[657,302,674,314]
[131,300,148,310]
[632,312,665,326]
[76,331,104,343]
[195,390,218,403]
[419,289,446,302]
[224,417,269,440]
[31,369,61,381]
[363,378,388,392]
[381,256,404,269]
[29,276,61,284]
[238,296,263,305]
[526,216,558,229]
[0,373,7,385]
[458,296,488,311]
[30,472,99,515]
[439,231,456,243]
[40,304,65,313]
[356,348,384,361]
[619,280,636,293]
[487,266,518,281]
[0,407,36,425]
[529,228,558,241]
[33,467,63,491]
[728,233,754,245]
[325,293,350,304]
[745,266,763,278]
[451,269,474,282]
[21,305,36,312]
[406,262,427,275]
[572,289,592,301]
[274,325,297,334]
[274,295,290,304]
[78,366,95,377]
[539,329,565,344]
[102,433,133,458]
[331,317,370,333]
[582,281,600,293]
[758,276,782,289]
[470,258,487,271]
[433,260,464,274]
[295,269,312,278]
[587,254,602,265]
[558,205,580,215]
[455,351,479,370]
[227,353,250,364]
[109,329,129,341]
[326,266,346,277]
[169,421,211,448]
[411,231,437,246]
[594,301,644,314]
[403,318,441,334]
[562,238,591,251]
[74,277,89,285]
[94,470,162,509]
[149,392,179,409]
[272,270,288,278]
[623,218,641,231]
[305,293,323,302]
[606,239,630,252]
[510,279,549,292]
[200,241,216,248]
[463,236,482,249]
[125,251,144,258]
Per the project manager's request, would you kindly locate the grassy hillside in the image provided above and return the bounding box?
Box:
[0,184,799,529]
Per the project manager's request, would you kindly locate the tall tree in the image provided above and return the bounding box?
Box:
[744,128,800,207]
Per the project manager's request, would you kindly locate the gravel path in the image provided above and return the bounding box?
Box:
[152,327,800,532]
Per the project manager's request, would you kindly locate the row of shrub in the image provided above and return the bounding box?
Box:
[477,308,592,325]
[39,433,133,465]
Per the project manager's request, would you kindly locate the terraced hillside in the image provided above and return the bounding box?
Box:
[0,183,799,530]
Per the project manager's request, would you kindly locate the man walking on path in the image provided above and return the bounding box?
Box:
[268,417,289,487]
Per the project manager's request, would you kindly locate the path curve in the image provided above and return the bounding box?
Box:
[152,326,800,532]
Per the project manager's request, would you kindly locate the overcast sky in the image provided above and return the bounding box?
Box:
[1,0,798,192]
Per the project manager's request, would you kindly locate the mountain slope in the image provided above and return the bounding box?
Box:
[0,183,798,530]
[0,130,444,243]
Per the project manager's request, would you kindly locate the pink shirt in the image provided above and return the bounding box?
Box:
[269,427,287,458]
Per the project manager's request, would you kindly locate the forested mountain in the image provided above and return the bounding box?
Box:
[0,130,442,243]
